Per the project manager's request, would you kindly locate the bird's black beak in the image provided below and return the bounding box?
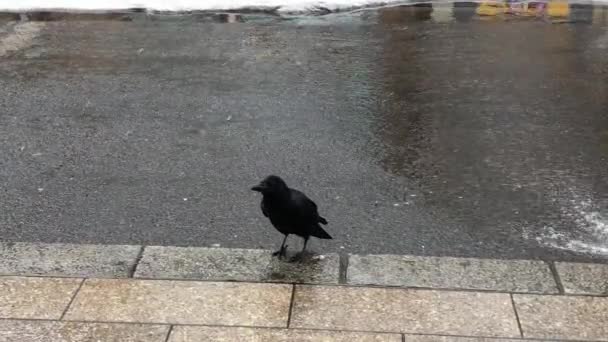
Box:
[251,183,265,192]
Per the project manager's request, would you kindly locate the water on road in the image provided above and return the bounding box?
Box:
[1,3,607,261]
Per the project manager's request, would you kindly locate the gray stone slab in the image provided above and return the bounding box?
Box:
[169,326,401,342]
[64,279,292,327]
[291,285,520,337]
[0,242,141,278]
[134,246,339,284]
[0,320,169,342]
[0,276,82,320]
[514,294,608,341]
[169,327,549,342]
[403,336,550,341]
[555,262,608,295]
[348,254,558,293]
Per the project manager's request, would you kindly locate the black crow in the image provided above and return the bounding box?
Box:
[251,175,332,260]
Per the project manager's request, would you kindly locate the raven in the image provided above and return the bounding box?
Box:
[252,175,332,260]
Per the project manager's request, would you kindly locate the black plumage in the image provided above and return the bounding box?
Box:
[251,175,332,259]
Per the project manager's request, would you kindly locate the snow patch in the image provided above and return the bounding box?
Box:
[0,0,411,14]
[0,22,43,57]
[2,0,607,15]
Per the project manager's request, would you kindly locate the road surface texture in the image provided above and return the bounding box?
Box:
[1,4,607,261]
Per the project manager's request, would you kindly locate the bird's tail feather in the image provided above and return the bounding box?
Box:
[319,216,328,225]
[311,224,332,239]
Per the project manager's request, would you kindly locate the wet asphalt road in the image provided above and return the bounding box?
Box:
[1,5,607,261]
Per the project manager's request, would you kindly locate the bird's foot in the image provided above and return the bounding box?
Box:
[289,252,304,263]
[272,245,288,258]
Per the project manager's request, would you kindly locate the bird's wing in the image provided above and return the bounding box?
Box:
[290,189,322,220]
[261,201,269,217]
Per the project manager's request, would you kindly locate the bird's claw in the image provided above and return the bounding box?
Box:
[289,253,304,263]
[272,245,288,258]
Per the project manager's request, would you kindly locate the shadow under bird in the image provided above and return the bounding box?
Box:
[251,175,332,260]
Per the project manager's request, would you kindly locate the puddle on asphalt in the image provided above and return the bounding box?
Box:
[1,0,607,260]
[365,2,608,257]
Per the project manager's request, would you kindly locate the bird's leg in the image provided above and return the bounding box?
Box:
[290,237,309,262]
[272,235,289,257]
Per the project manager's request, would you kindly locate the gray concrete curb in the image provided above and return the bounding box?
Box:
[1,242,606,295]
[0,242,142,278]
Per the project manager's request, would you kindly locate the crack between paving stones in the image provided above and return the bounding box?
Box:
[163,325,174,342]
[510,293,524,338]
[338,252,349,284]
[547,260,566,295]
[59,278,85,320]
[286,284,296,328]
[128,246,146,278]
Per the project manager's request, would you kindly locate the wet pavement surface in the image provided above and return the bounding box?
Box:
[1,3,607,261]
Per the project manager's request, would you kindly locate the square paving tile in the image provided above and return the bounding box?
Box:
[135,246,339,284]
[169,326,402,342]
[514,294,608,341]
[64,279,292,327]
[0,242,141,278]
[402,335,551,341]
[0,276,82,319]
[555,262,608,295]
[348,254,557,293]
[0,320,169,342]
[291,285,520,337]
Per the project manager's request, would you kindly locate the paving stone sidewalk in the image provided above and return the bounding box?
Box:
[0,242,607,341]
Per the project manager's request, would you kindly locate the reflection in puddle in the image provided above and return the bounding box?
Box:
[1,0,607,23]
[378,1,606,24]
[373,2,608,256]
